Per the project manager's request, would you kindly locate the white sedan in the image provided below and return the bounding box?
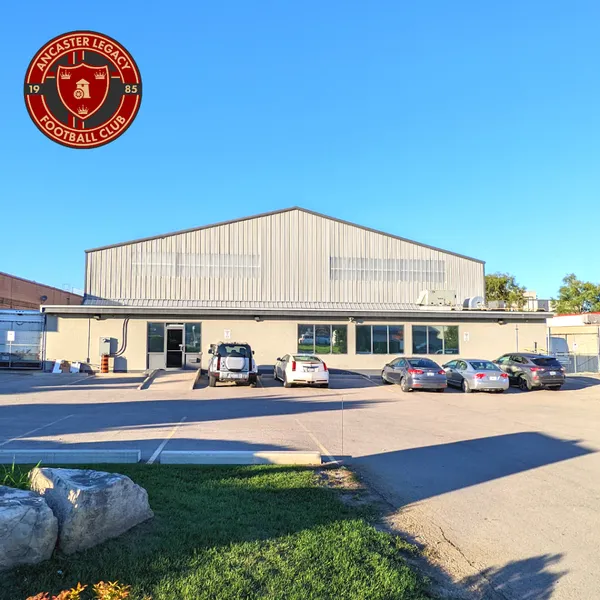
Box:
[274,354,329,388]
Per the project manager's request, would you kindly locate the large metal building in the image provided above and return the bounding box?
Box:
[43,207,549,371]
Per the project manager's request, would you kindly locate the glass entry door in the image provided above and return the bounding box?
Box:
[166,326,184,368]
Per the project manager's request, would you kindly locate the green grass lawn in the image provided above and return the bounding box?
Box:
[3,465,431,600]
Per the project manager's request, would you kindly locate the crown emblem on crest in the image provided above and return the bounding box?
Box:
[95,71,106,79]
[60,71,72,79]
[77,106,89,116]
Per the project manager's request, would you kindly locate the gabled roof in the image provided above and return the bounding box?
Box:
[85,206,484,264]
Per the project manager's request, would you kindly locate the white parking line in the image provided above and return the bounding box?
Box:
[0,414,74,448]
[146,417,187,464]
[295,418,337,464]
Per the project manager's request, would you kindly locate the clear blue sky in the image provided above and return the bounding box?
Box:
[2,1,599,298]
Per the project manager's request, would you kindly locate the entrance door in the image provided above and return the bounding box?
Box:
[166,327,184,368]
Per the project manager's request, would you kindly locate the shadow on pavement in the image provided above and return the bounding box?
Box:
[460,553,566,600]
[352,432,594,506]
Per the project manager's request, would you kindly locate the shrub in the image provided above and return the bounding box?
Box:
[25,581,134,600]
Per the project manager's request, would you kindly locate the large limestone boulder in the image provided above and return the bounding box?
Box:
[29,468,153,555]
[0,486,58,571]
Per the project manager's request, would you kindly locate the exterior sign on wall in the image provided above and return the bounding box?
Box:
[6,331,15,342]
[224,329,231,340]
[463,331,470,342]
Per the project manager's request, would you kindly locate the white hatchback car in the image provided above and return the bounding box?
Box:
[274,354,329,388]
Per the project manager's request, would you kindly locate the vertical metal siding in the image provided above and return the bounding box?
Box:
[86,210,484,304]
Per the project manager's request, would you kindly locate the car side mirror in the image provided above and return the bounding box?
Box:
[252,350,255,355]
[276,357,281,362]
[208,348,213,354]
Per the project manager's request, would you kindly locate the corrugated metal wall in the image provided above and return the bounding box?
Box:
[86,209,484,305]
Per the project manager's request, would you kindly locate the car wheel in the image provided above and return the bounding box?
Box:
[320,383,329,389]
[208,375,217,387]
[519,377,532,391]
[495,389,505,393]
[548,385,562,391]
[400,378,411,392]
[436,388,445,393]
[381,371,391,384]
[462,379,472,393]
[283,374,292,388]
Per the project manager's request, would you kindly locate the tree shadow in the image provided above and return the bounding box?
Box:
[460,553,566,600]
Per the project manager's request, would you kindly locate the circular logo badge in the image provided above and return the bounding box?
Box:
[24,31,142,149]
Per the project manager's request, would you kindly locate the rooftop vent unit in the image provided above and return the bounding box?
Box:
[463,296,485,310]
[487,300,506,310]
[416,290,457,307]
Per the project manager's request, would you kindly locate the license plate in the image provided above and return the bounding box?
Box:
[549,371,556,375]
[427,372,434,376]
[488,376,497,380]
[225,373,244,379]
[304,367,317,371]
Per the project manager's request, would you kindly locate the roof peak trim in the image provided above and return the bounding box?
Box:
[84,206,484,264]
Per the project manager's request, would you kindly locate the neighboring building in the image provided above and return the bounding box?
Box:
[0,271,83,310]
[42,207,550,372]
[547,313,600,355]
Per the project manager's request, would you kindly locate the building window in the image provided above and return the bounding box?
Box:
[330,257,445,285]
[355,325,405,354]
[412,325,459,355]
[147,323,165,352]
[184,323,201,353]
[297,324,348,354]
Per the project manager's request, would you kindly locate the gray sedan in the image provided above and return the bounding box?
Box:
[382,357,447,392]
[443,359,509,393]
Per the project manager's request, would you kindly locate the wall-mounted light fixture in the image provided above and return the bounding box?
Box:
[254,316,261,322]
[40,295,48,303]
[348,316,355,323]
[93,315,101,320]
[497,318,506,325]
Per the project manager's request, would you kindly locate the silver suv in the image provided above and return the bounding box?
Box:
[207,342,258,387]
[494,353,566,391]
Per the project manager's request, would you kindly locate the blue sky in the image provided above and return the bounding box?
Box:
[1,1,599,298]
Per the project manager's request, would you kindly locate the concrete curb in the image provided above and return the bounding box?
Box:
[191,368,203,390]
[0,449,141,464]
[138,369,159,390]
[159,450,322,465]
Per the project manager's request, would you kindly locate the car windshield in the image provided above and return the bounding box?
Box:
[532,357,562,367]
[468,361,499,371]
[293,355,322,362]
[217,344,251,357]
[408,358,439,369]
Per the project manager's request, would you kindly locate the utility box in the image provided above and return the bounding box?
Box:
[99,337,116,356]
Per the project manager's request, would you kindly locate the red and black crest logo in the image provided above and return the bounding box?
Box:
[24,31,142,149]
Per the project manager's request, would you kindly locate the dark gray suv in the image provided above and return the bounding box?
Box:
[494,353,566,391]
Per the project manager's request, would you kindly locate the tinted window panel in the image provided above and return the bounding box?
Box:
[314,325,332,354]
[388,326,404,354]
[444,326,459,354]
[184,323,201,353]
[408,358,439,369]
[298,325,314,353]
[356,325,372,354]
[468,361,499,371]
[147,323,164,353]
[428,326,444,355]
[332,325,347,354]
[412,326,428,354]
[373,326,388,354]
[532,358,562,367]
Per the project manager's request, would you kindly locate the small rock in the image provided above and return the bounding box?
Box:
[29,468,153,555]
[0,486,58,571]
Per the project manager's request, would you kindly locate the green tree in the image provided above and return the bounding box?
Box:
[553,274,600,314]
[485,273,526,309]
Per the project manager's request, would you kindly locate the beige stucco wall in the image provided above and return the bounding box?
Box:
[548,325,600,354]
[45,315,548,372]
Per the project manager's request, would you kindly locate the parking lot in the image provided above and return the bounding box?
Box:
[1,369,599,599]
